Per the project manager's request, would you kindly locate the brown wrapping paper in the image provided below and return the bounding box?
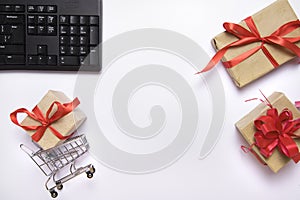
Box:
[21,90,86,150]
[235,92,300,173]
[212,0,300,88]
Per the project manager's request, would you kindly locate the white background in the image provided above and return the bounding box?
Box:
[1,0,300,199]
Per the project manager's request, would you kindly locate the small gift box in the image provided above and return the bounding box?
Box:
[10,90,87,150]
[236,92,300,173]
[199,0,300,88]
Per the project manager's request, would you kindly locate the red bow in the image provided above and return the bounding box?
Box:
[296,101,300,109]
[254,107,300,163]
[196,16,300,73]
[10,98,80,142]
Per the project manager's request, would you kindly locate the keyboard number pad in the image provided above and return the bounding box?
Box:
[59,15,100,66]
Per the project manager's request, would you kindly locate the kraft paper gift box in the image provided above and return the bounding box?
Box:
[236,92,300,173]
[210,0,300,88]
[11,90,86,150]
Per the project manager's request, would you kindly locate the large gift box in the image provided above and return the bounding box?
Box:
[205,0,300,88]
[11,90,86,150]
[235,92,300,173]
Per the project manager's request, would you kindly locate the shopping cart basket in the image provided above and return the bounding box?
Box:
[20,134,95,198]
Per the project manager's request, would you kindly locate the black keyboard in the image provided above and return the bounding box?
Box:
[0,0,102,71]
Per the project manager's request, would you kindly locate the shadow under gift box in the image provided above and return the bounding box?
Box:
[235,92,300,173]
[20,90,86,150]
[212,0,300,88]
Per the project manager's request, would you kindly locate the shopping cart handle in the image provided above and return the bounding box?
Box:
[20,144,35,156]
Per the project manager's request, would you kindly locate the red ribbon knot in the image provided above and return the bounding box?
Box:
[10,98,80,142]
[254,107,300,163]
[197,16,300,73]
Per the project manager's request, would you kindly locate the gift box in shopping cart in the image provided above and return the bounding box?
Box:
[10,90,95,198]
[10,90,87,150]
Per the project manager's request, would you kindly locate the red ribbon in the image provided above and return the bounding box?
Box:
[10,98,80,142]
[196,16,300,73]
[253,107,300,163]
[296,101,300,109]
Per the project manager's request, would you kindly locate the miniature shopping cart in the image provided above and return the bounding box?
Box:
[20,134,95,198]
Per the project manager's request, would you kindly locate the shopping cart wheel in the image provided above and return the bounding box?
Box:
[50,190,58,198]
[56,181,63,190]
[90,165,96,173]
[86,171,93,179]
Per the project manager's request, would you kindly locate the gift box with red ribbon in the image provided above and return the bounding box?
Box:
[198,0,300,88]
[10,90,87,150]
[236,92,300,173]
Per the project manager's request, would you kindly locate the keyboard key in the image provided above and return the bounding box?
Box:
[0,35,11,44]
[47,5,57,13]
[47,26,56,35]
[6,55,25,64]
[37,6,46,13]
[60,36,69,45]
[80,16,89,25]
[80,26,89,35]
[60,46,67,55]
[4,5,13,12]
[70,16,79,25]
[38,55,47,65]
[27,5,36,13]
[70,26,79,35]
[80,36,88,45]
[37,26,46,35]
[14,27,25,42]
[59,56,80,66]
[80,56,89,65]
[0,25,12,34]
[69,46,80,56]
[47,16,56,25]
[0,55,5,64]
[14,5,25,12]
[27,26,37,35]
[80,46,88,55]
[89,26,99,46]
[11,25,25,44]
[47,55,57,65]
[0,5,5,12]
[60,26,69,35]
[90,16,99,25]
[0,45,25,54]
[70,36,80,46]
[37,45,48,55]
[89,47,98,65]
[3,15,25,24]
[60,16,69,24]
[28,55,38,65]
[38,15,46,24]
[27,15,37,24]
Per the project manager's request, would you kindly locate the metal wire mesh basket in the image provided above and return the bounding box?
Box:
[21,134,95,198]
